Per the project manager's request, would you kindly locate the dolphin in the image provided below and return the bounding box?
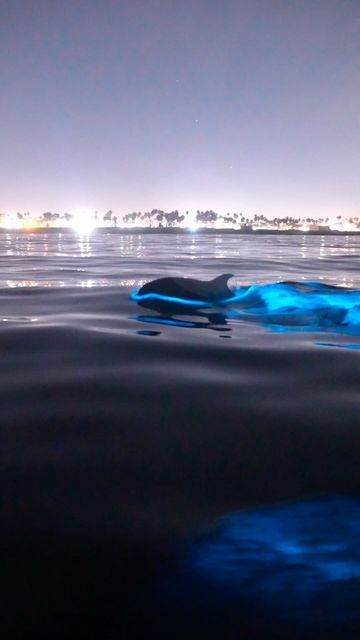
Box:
[134,273,235,305]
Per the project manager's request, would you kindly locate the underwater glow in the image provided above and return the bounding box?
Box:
[190,498,360,585]
[158,498,360,631]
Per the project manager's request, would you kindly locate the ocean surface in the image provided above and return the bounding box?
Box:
[1,230,359,639]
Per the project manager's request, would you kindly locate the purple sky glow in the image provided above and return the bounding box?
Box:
[1,0,359,219]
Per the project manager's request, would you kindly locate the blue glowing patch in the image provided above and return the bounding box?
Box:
[189,498,360,588]
[157,497,360,632]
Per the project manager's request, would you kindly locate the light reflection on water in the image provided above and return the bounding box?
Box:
[0,230,359,289]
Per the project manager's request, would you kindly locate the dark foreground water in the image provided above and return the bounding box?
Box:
[1,230,359,639]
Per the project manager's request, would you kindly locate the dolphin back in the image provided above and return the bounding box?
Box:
[137,273,234,303]
[138,278,182,298]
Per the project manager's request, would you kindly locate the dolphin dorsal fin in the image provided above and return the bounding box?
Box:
[209,273,234,297]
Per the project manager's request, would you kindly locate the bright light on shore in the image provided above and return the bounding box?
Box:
[2,214,21,230]
[70,209,96,234]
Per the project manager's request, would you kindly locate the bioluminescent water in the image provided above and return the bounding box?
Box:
[156,497,360,637]
[132,280,360,333]
[1,230,359,639]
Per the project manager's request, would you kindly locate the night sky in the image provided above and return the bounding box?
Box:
[1,0,359,218]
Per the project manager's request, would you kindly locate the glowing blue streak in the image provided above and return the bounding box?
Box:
[130,288,237,307]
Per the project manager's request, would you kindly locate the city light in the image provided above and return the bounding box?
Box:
[0,209,359,233]
[70,209,97,235]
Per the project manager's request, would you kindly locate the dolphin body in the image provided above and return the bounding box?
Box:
[135,273,234,304]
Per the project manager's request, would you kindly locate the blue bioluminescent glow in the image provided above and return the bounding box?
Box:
[157,497,360,632]
[131,314,200,328]
[191,498,360,619]
[130,289,233,308]
[131,282,360,344]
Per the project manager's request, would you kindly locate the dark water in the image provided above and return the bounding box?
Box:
[1,230,359,639]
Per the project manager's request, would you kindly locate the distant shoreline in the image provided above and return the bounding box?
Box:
[2,226,359,236]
